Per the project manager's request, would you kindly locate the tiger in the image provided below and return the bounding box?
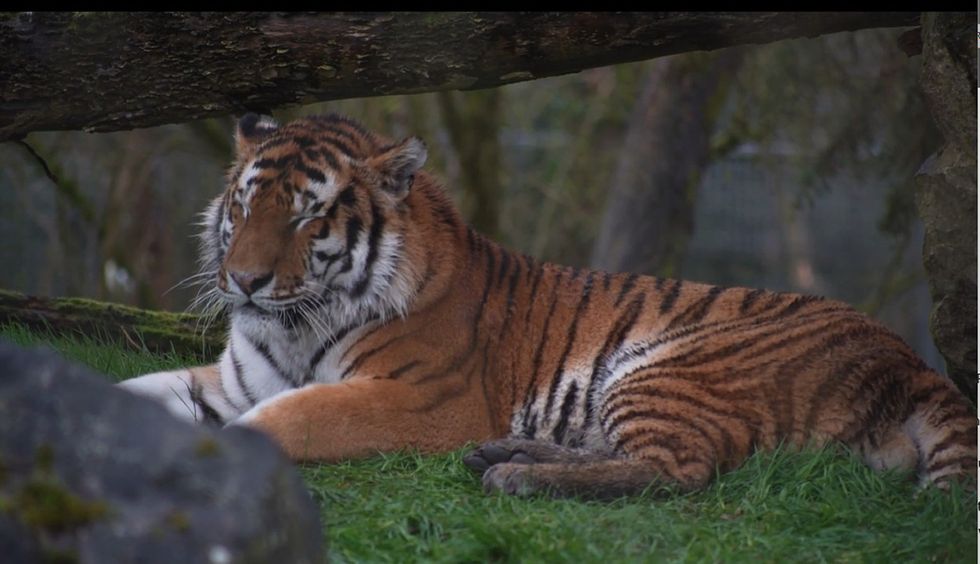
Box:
[119,112,977,499]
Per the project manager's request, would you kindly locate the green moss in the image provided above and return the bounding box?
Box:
[8,478,109,533]
[0,289,226,359]
[0,444,110,534]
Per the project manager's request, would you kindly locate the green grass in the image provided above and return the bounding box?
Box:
[2,324,975,563]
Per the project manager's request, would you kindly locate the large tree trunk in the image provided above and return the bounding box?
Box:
[590,50,743,276]
[913,13,977,399]
[437,90,503,240]
[1,12,918,141]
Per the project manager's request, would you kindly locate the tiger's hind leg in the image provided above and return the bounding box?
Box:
[464,440,663,498]
[480,457,671,499]
[469,424,720,500]
[900,371,977,490]
[833,367,976,492]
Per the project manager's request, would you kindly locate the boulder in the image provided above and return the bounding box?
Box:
[914,12,977,399]
[0,342,324,564]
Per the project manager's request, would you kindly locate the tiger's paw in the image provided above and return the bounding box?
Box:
[462,440,541,474]
[482,463,539,497]
[463,438,606,474]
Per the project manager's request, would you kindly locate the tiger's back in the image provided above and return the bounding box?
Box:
[119,113,976,499]
[386,238,976,496]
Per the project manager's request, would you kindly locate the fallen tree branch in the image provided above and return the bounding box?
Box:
[0,289,226,360]
[1,11,919,140]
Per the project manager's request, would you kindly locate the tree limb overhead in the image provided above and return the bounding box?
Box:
[1,11,919,140]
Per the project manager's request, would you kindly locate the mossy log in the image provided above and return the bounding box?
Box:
[0,289,226,360]
[0,11,919,141]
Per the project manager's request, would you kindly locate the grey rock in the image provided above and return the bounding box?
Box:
[0,342,325,564]
[914,12,978,399]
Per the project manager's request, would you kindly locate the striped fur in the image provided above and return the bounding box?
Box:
[120,114,976,499]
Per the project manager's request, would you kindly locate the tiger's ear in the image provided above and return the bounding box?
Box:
[235,113,279,159]
[369,137,427,200]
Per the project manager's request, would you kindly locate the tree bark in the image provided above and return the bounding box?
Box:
[1,12,918,141]
[913,13,977,399]
[590,50,743,276]
[0,290,226,360]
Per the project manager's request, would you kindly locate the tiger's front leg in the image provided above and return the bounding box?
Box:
[118,364,241,425]
[231,378,497,462]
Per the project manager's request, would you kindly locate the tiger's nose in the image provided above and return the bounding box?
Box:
[229,271,273,296]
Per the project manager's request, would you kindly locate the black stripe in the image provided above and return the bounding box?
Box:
[615,273,639,307]
[244,334,296,387]
[388,360,422,380]
[544,272,595,414]
[313,221,332,240]
[294,161,326,183]
[230,346,257,407]
[324,185,355,222]
[601,271,612,292]
[466,227,479,256]
[304,324,357,384]
[496,247,511,289]
[651,311,861,370]
[602,382,762,433]
[499,251,523,341]
[305,147,340,170]
[522,412,539,439]
[925,455,974,475]
[339,334,411,380]
[189,383,223,425]
[337,214,363,275]
[426,189,459,230]
[665,285,724,331]
[228,166,244,189]
[318,123,362,143]
[581,292,647,430]
[659,279,684,314]
[739,288,765,313]
[255,136,291,151]
[253,155,296,169]
[318,135,358,160]
[607,407,719,462]
[479,242,497,313]
[352,196,386,297]
[519,269,565,427]
[775,295,822,318]
[552,382,579,444]
[523,261,545,326]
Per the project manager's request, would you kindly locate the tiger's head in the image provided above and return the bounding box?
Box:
[199,113,434,337]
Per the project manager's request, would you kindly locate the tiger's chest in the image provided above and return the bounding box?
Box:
[219,315,378,407]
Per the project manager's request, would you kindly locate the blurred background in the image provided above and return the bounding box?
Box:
[0,28,944,368]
